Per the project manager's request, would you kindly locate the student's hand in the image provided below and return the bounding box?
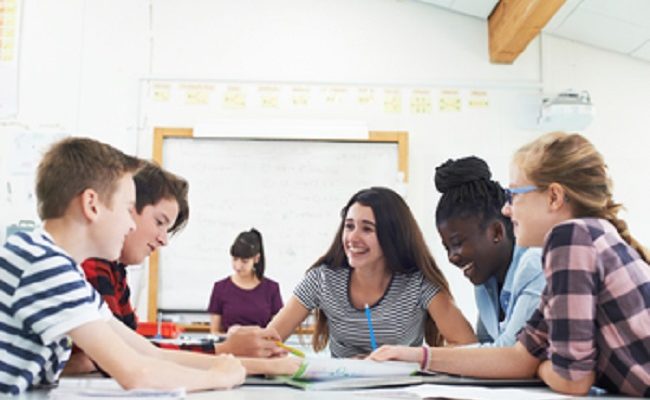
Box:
[367,345,422,364]
[241,355,303,376]
[209,354,246,389]
[215,326,285,358]
[267,356,303,376]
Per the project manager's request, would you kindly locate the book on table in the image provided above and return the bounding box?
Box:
[244,357,544,391]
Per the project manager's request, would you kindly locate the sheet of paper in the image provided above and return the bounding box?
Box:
[49,378,185,399]
[274,375,427,391]
[402,384,570,400]
[296,357,420,380]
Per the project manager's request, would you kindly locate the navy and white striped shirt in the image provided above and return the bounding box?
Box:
[0,230,110,395]
[294,264,440,358]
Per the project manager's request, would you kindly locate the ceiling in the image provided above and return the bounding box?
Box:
[418,0,650,63]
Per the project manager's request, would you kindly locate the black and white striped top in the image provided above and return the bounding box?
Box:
[0,230,110,395]
[294,264,440,358]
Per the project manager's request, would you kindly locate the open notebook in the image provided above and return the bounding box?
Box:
[244,357,544,391]
[246,357,420,390]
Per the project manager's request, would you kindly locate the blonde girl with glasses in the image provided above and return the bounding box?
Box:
[370,132,650,397]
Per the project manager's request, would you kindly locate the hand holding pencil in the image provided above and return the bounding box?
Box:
[274,341,305,358]
[215,326,286,358]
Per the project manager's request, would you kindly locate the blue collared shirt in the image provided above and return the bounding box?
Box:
[473,245,544,347]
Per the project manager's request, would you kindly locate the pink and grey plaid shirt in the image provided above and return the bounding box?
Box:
[518,218,650,397]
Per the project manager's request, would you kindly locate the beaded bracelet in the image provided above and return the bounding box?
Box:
[420,345,429,370]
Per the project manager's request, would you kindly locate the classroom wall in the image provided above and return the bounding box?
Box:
[540,34,650,250]
[2,0,649,324]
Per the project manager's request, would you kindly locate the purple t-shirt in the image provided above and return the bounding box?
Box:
[207,277,283,332]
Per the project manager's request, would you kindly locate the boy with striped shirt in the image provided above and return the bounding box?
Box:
[0,137,245,395]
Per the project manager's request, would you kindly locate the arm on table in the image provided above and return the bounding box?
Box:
[112,316,298,376]
[70,318,245,391]
[370,341,540,379]
[538,360,595,396]
[238,356,302,376]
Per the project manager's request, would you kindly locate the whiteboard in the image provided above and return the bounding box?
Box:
[158,137,403,311]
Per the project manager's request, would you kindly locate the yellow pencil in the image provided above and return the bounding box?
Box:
[275,341,305,358]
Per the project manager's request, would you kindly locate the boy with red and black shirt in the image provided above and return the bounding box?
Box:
[66,161,285,375]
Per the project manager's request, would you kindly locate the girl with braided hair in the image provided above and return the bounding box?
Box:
[433,156,544,347]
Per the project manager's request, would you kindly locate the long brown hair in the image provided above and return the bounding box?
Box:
[514,132,649,263]
[308,187,451,351]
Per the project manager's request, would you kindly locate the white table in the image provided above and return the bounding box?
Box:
[14,377,640,400]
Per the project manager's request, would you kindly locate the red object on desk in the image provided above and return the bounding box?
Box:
[136,321,184,338]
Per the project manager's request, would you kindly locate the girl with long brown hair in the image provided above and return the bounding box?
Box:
[269,187,475,358]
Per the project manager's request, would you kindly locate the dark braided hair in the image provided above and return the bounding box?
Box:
[434,156,513,240]
[230,228,266,279]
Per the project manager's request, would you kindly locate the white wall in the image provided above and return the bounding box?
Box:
[541,34,650,249]
[2,0,649,324]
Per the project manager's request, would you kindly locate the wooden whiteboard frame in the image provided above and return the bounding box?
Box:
[147,127,409,322]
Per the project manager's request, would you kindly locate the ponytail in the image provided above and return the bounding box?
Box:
[230,228,266,279]
[250,228,266,279]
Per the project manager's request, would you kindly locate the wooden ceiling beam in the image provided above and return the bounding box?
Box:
[488,0,565,64]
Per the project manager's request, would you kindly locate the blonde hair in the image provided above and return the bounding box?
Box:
[514,132,649,263]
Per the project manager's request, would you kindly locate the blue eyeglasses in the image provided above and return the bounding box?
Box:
[504,185,538,205]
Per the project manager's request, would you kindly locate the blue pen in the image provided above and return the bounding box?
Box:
[364,303,378,351]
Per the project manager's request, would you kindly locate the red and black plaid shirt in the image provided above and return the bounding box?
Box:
[82,258,137,330]
[81,258,215,354]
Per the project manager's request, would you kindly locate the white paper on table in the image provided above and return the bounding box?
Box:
[49,378,186,399]
[295,357,419,380]
[402,384,571,400]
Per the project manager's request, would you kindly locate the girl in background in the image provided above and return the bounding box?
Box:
[434,156,544,346]
[370,132,650,397]
[269,187,476,358]
[208,228,283,334]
